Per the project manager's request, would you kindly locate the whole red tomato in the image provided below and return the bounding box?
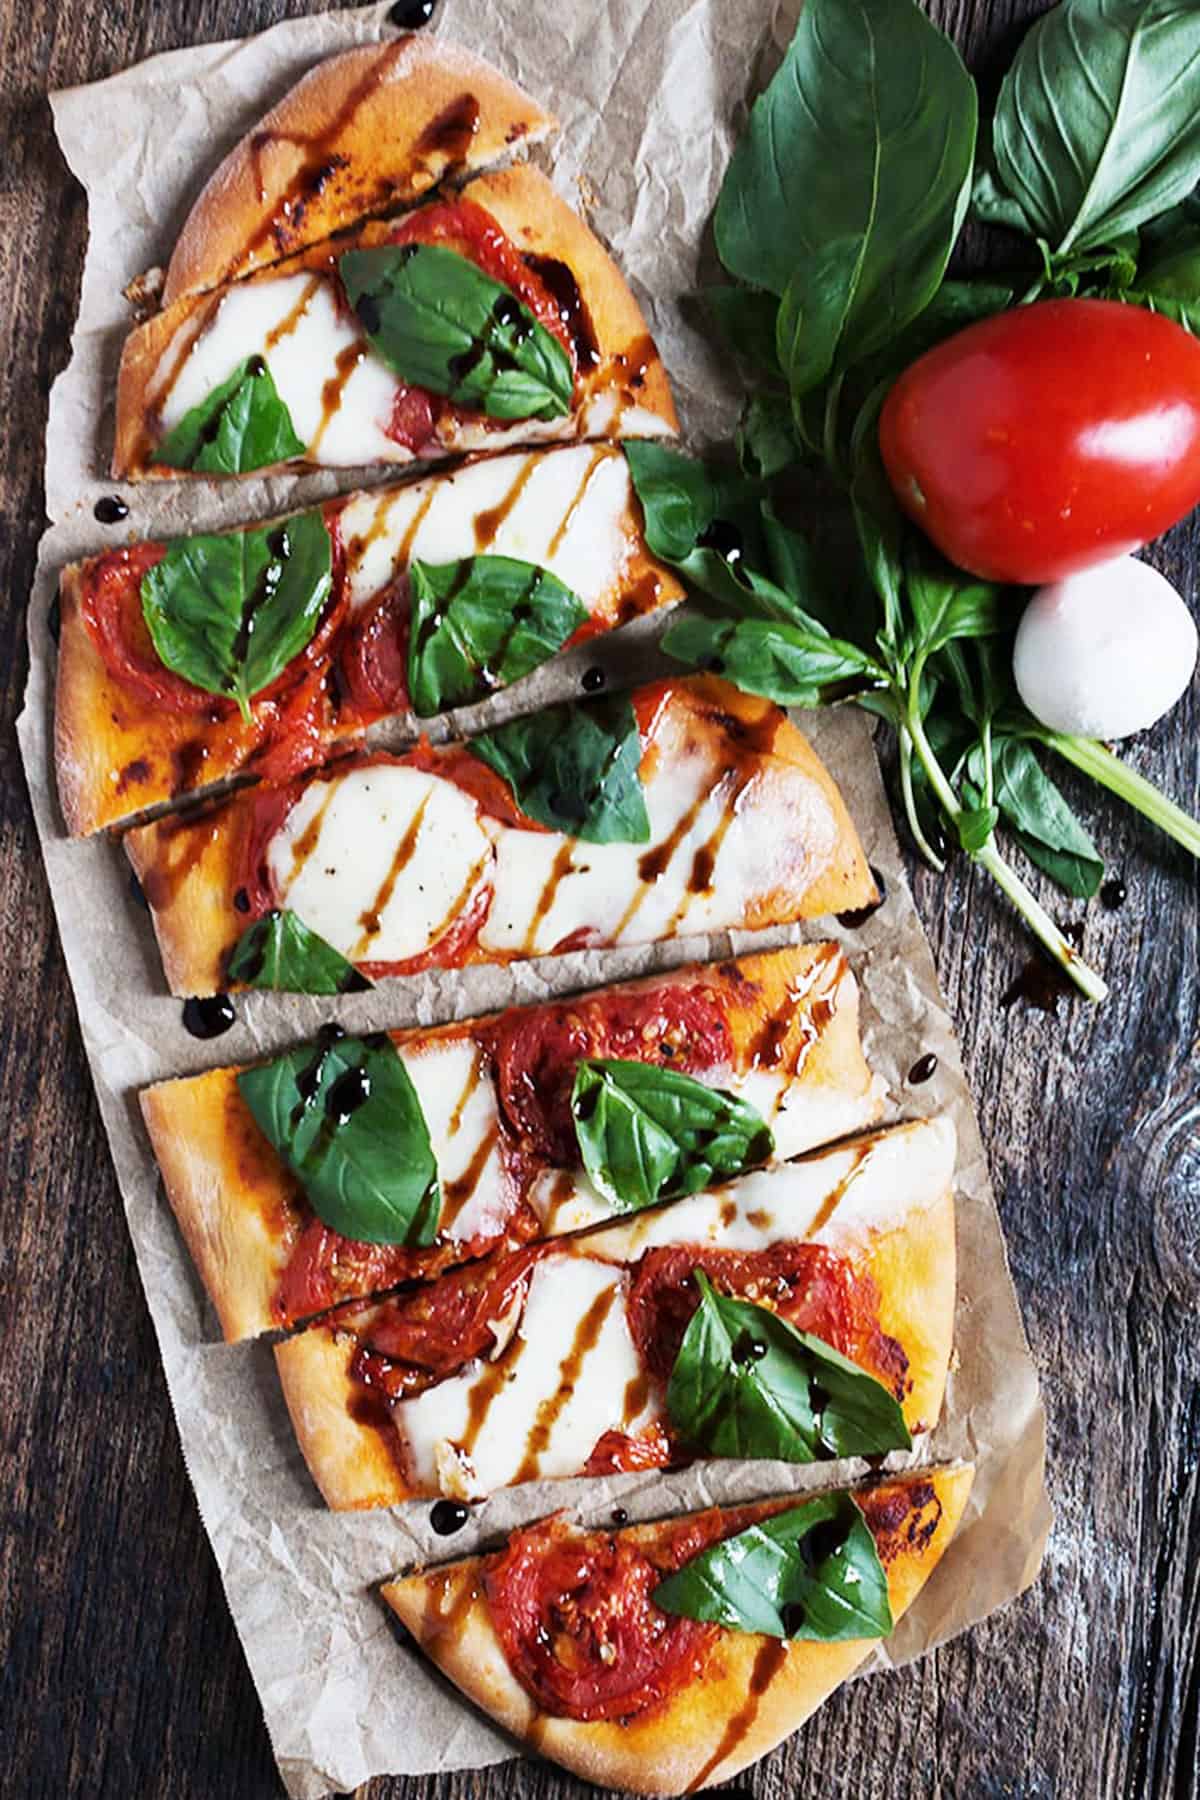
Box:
[878,297,1200,583]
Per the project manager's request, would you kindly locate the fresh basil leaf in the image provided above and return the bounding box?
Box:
[957,802,999,856]
[667,1273,911,1462]
[339,243,573,421]
[969,737,1103,898]
[776,233,867,399]
[407,556,587,717]
[653,1489,893,1642]
[237,1033,440,1246]
[622,442,756,564]
[971,158,1036,233]
[571,1064,774,1213]
[470,695,649,844]
[662,614,883,709]
[226,909,372,995]
[1124,230,1200,333]
[714,0,976,369]
[992,0,1200,256]
[700,286,782,374]
[935,636,1015,733]
[737,393,799,481]
[849,390,906,655]
[153,356,305,474]
[905,552,1009,659]
[140,510,332,723]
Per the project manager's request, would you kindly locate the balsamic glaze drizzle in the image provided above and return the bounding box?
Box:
[837,865,887,929]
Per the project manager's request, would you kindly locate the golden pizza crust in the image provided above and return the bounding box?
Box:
[275,1116,956,1511]
[124,677,877,999]
[381,1465,974,1792]
[162,39,558,305]
[139,942,882,1345]
[114,165,676,479]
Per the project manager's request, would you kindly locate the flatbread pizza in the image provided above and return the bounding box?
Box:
[122,675,879,996]
[55,442,683,836]
[274,1116,957,1509]
[381,1467,974,1792]
[141,943,884,1340]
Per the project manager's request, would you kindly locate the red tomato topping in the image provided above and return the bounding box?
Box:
[338,580,411,722]
[483,1514,717,1721]
[78,543,223,713]
[625,1242,907,1396]
[357,876,493,981]
[376,197,577,452]
[347,1243,548,1400]
[879,297,1200,582]
[275,1222,432,1327]
[488,983,733,1163]
[583,1423,674,1478]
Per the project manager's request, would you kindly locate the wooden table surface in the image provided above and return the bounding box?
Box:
[2,1,1197,1796]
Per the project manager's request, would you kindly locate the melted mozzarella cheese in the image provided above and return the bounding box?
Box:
[479,703,839,955]
[266,765,494,962]
[159,274,405,467]
[396,1255,650,1498]
[399,1038,514,1244]
[339,444,636,613]
[809,1116,955,1248]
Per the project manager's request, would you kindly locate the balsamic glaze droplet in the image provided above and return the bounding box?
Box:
[731,1329,768,1365]
[182,994,237,1039]
[908,1052,938,1086]
[129,871,150,912]
[781,1602,807,1635]
[836,864,887,930]
[339,968,373,994]
[581,666,606,694]
[363,1031,391,1051]
[1100,876,1127,911]
[317,1022,347,1048]
[389,0,437,25]
[232,886,251,915]
[354,293,382,336]
[610,1507,629,1526]
[93,495,129,524]
[47,595,62,644]
[430,1498,470,1536]
[697,518,744,566]
[325,1065,372,1125]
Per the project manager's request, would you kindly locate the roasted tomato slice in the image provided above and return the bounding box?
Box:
[483,1515,716,1721]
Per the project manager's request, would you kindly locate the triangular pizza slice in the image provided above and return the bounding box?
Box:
[381,1465,974,1792]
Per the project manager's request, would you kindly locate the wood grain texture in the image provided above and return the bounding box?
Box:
[1,2,1197,1798]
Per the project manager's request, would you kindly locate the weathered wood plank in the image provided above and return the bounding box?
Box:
[1,2,1197,1797]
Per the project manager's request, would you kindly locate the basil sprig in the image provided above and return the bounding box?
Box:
[408,556,588,717]
[153,356,305,474]
[666,1274,910,1463]
[226,910,372,995]
[571,1063,773,1214]
[237,1032,440,1246]
[714,0,977,387]
[470,694,650,844]
[653,1490,893,1642]
[339,243,573,421]
[140,510,332,723]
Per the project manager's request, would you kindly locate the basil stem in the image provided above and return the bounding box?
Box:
[1036,730,1200,864]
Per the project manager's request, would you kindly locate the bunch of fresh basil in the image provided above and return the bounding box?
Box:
[640,0,1200,1003]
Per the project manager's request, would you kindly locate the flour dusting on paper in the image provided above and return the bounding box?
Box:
[20,3,1049,1793]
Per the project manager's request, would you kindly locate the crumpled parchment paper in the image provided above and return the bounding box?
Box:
[19,4,1050,1793]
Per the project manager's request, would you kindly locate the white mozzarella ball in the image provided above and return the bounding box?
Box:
[1012,556,1198,739]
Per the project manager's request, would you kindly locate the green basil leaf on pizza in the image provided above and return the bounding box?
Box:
[226,909,372,995]
[667,1273,911,1461]
[571,1063,774,1212]
[339,243,574,421]
[408,555,588,716]
[153,355,305,473]
[237,1032,440,1246]
[653,1489,893,1641]
[469,694,650,843]
[140,510,332,722]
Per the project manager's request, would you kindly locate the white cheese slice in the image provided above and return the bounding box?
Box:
[399,1038,514,1245]
[395,1255,650,1497]
[339,444,636,613]
[266,765,494,962]
[479,701,839,955]
[158,274,405,468]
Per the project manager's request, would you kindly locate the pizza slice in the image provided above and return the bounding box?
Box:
[159,40,558,305]
[123,675,878,997]
[273,1115,956,1509]
[56,441,683,836]
[115,164,675,480]
[380,1466,973,1793]
[140,943,884,1341]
